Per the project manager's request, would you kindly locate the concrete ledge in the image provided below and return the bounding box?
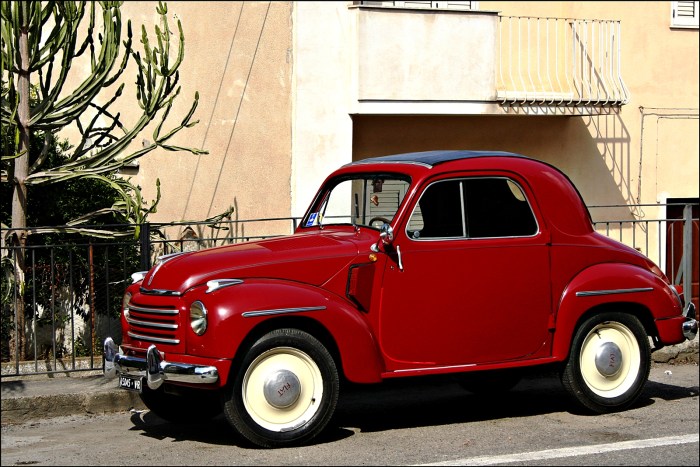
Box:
[1,392,145,424]
[1,374,146,425]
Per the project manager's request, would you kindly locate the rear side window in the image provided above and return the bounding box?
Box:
[407,177,538,240]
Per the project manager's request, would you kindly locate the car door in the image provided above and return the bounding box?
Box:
[378,174,552,370]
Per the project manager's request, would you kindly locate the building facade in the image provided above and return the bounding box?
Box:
[80,1,697,280]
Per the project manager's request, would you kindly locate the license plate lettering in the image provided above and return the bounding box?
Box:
[119,376,143,392]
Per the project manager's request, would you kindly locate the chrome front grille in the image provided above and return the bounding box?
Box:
[126,301,181,345]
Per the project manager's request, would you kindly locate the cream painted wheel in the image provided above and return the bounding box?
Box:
[561,312,650,414]
[578,322,640,398]
[241,347,324,431]
[224,328,339,448]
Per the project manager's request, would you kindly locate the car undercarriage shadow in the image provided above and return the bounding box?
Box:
[331,370,571,434]
[126,366,698,448]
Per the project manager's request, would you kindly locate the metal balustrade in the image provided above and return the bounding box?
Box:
[497,16,630,111]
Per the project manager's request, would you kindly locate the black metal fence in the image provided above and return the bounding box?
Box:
[589,202,698,311]
[1,216,301,377]
[1,204,697,377]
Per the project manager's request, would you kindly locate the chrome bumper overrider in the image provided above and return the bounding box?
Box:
[682,303,698,341]
[103,337,219,390]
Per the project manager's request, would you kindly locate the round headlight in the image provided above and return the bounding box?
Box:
[190,301,208,335]
[122,292,131,319]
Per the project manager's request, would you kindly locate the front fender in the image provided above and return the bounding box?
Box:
[552,263,682,360]
[187,278,384,384]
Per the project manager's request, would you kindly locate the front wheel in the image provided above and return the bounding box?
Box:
[561,312,650,413]
[224,328,339,448]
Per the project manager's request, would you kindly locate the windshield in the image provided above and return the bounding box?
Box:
[303,174,412,229]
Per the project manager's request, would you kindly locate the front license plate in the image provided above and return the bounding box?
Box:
[118,375,143,393]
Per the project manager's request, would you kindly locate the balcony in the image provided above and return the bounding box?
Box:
[349,4,629,116]
[497,16,630,115]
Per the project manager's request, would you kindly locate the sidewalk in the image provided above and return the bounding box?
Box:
[1,339,697,425]
[1,373,145,424]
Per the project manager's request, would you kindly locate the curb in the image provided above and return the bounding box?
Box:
[651,334,699,364]
[1,391,145,425]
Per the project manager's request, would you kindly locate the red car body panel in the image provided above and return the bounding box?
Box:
[118,151,690,389]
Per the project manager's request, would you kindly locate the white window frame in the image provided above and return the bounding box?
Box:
[671,1,699,28]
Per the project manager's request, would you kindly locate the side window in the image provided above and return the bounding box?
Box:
[464,178,537,238]
[408,180,464,239]
[407,177,537,240]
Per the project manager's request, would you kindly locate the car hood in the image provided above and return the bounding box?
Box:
[140,230,366,294]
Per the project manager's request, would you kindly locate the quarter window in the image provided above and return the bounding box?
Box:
[407,177,537,239]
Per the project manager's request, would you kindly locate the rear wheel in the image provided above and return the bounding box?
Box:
[561,312,650,413]
[224,328,339,448]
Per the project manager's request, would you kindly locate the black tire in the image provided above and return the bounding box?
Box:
[140,384,222,423]
[458,369,522,395]
[223,328,340,448]
[561,312,650,413]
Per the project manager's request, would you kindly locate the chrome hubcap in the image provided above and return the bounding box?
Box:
[594,341,623,377]
[263,369,301,408]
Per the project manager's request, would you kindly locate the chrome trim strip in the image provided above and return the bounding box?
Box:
[129,303,178,315]
[393,363,477,373]
[206,278,244,293]
[345,160,432,168]
[147,252,187,287]
[683,303,698,341]
[126,316,178,330]
[242,306,326,318]
[127,331,180,345]
[157,251,188,262]
[576,287,653,297]
[139,287,182,296]
[684,302,697,319]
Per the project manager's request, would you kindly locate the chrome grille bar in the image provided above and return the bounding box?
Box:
[128,331,180,345]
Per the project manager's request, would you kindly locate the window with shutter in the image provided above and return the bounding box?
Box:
[671,1,699,28]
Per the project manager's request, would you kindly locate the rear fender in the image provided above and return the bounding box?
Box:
[192,278,383,383]
[552,263,682,360]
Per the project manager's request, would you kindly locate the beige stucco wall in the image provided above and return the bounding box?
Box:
[478,0,700,208]
[354,7,498,101]
[58,1,294,237]
[291,2,355,218]
[347,1,698,266]
[52,1,697,257]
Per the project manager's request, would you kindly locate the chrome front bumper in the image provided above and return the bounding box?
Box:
[103,337,219,390]
[682,302,698,341]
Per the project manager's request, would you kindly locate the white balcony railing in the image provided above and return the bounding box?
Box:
[497,16,630,111]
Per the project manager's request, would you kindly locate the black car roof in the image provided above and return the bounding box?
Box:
[348,150,530,168]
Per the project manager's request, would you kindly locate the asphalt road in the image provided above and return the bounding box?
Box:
[1,362,698,466]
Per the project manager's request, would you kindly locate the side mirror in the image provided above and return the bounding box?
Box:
[379,223,394,245]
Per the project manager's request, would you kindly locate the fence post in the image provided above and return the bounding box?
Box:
[682,204,693,308]
[140,222,151,271]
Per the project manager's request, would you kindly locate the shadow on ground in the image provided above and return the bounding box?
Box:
[127,366,699,448]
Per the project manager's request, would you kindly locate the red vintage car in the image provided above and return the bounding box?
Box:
[104,150,697,448]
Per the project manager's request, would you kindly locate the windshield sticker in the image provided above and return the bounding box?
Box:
[306,212,319,227]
